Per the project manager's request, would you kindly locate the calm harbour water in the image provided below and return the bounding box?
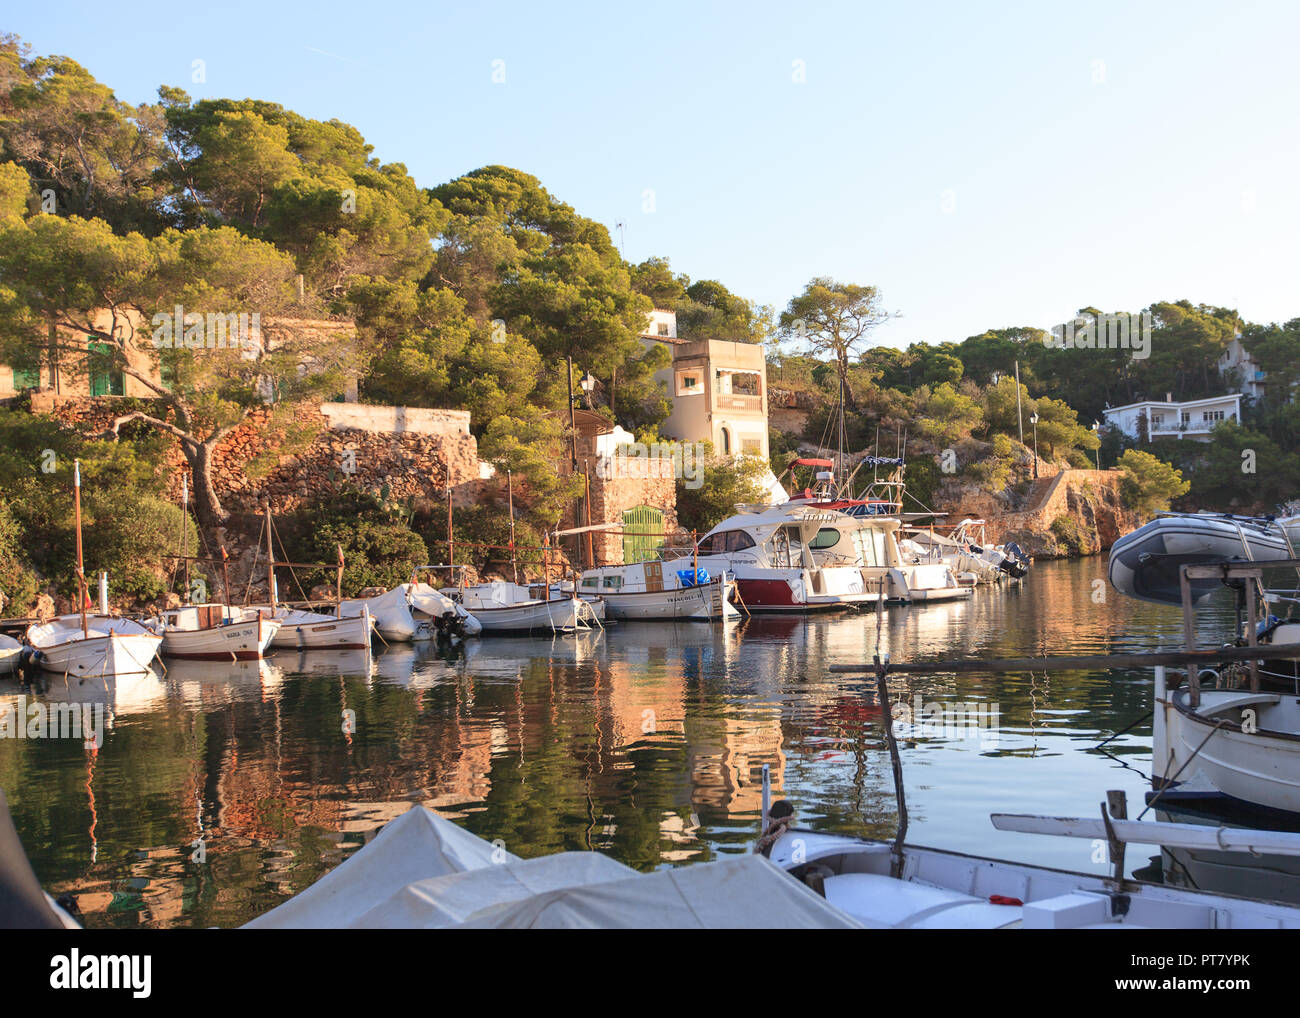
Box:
[0,557,1258,928]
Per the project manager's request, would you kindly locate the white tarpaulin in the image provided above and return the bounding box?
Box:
[451,854,864,929]
[245,807,515,929]
[339,586,419,641]
[349,852,637,929]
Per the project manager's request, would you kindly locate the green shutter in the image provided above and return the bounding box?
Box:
[621,506,665,564]
[11,364,40,390]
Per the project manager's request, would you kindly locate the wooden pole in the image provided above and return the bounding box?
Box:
[265,504,276,610]
[447,484,454,574]
[180,473,190,599]
[507,469,518,585]
[219,544,232,610]
[583,468,595,568]
[73,459,88,637]
[335,544,345,618]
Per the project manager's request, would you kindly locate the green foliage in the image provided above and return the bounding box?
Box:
[918,382,982,446]
[1118,449,1191,518]
[286,489,428,594]
[966,435,1015,493]
[675,454,770,533]
[0,497,37,613]
[478,407,582,529]
[1050,515,1085,556]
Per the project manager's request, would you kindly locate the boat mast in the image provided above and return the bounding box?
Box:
[507,469,518,585]
[265,504,276,610]
[73,459,88,638]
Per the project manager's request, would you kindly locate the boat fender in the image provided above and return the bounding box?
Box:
[988,894,1023,906]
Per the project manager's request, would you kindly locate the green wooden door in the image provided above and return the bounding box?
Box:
[87,339,124,396]
[621,506,664,564]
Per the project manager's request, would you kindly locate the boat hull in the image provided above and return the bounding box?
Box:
[268,608,373,650]
[160,617,279,660]
[33,631,161,676]
[1156,679,1300,817]
[467,598,587,633]
[599,578,737,621]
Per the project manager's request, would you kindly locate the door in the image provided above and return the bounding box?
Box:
[621,506,664,564]
[87,339,124,396]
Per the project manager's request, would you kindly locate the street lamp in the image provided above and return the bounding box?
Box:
[580,372,596,403]
[1092,421,1102,470]
[1029,412,1039,479]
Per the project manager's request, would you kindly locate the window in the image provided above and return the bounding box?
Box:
[657,323,669,336]
[1180,411,1190,425]
[810,528,841,551]
[602,575,622,589]
[721,427,731,454]
[11,364,39,391]
[742,437,762,456]
[582,577,599,589]
[676,371,703,396]
[1202,410,1225,423]
[725,531,756,553]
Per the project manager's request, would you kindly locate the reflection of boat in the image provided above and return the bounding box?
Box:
[37,667,168,713]
[276,647,374,678]
[1109,512,1300,605]
[166,657,285,705]
[28,615,161,677]
[153,604,280,660]
[460,630,602,679]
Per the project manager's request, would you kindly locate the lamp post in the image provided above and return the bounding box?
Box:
[1092,421,1102,470]
[580,372,596,407]
[1029,412,1039,479]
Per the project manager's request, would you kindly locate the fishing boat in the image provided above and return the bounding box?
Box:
[903,520,1029,584]
[339,585,432,642]
[406,579,483,638]
[265,606,374,650]
[152,603,280,660]
[572,563,737,621]
[1108,511,1300,605]
[238,795,1300,929]
[441,581,596,634]
[26,614,161,677]
[25,461,161,677]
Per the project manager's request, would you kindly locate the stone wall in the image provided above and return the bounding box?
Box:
[988,469,1135,558]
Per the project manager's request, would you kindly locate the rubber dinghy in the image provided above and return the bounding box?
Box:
[343,584,483,641]
[1108,512,1300,605]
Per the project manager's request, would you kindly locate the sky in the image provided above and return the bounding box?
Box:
[8,1,1300,348]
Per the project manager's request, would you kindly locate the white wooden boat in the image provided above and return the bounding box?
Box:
[153,603,279,660]
[1152,663,1300,817]
[572,564,736,621]
[442,582,594,634]
[1109,511,1300,605]
[264,606,374,650]
[243,802,1300,929]
[26,614,161,676]
[0,634,20,674]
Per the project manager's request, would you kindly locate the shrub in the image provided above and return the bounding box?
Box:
[286,489,428,594]
[0,498,38,614]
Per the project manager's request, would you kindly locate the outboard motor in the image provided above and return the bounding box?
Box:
[14,647,43,688]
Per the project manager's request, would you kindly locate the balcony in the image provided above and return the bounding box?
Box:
[714,393,764,413]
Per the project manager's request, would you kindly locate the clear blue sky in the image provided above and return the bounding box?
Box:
[10,1,1300,348]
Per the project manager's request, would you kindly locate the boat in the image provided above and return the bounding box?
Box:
[0,634,20,674]
[25,461,162,677]
[152,603,280,660]
[238,797,1300,929]
[265,605,374,650]
[689,504,880,612]
[406,577,483,638]
[441,581,596,634]
[903,520,1029,584]
[572,563,737,621]
[1108,511,1300,605]
[338,585,429,642]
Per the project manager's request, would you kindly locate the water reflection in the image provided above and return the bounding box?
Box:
[0,558,1282,927]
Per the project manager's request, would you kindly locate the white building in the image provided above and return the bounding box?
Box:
[1103,393,1243,442]
[1217,336,1268,401]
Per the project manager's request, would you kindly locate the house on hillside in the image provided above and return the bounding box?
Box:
[1217,335,1268,402]
[639,310,770,461]
[0,308,162,399]
[1103,393,1243,442]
